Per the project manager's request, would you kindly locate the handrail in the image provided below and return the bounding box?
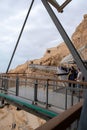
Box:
[0,73,84,107]
[0,73,87,86]
[35,101,83,130]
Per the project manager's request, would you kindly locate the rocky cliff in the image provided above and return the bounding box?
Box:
[10,14,87,74]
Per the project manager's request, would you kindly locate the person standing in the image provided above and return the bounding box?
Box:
[68,66,77,93]
[68,69,74,87]
[71,66,78,80]
[77,68,83,88]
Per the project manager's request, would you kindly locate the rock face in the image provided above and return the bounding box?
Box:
[0,105,45,130]
[71,14,87,61]
[72,14,87,49]
[10,14,87,74]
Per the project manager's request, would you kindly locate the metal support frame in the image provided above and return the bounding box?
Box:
[41,0,87,80]
[41,1,87,130]
[47,0,72,13]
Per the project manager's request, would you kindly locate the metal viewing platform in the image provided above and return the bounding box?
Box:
[0,0,87,129]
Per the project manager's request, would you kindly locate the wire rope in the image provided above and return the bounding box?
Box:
[6,0,35,73]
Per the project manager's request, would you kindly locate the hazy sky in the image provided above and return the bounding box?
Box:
[0,0,86,72]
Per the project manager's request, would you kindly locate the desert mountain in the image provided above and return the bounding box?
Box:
[10,14,87,74]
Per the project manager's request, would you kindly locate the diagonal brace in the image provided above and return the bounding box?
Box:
[47,0,72,13]
[41,0,87,80]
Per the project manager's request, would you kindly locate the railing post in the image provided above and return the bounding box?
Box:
[4,76,8,94]
[71,88,73,106]
[0,77,5,106]
[46,80,49,108]
[65,87,67,110]
[1,76,8,94]
[16,75,20,110]
[1,77,4,92]
[78,88,80,102]
[34,80,38,104]
[16,76,19,96]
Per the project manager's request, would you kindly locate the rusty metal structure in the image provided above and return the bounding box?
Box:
[41,0,87,80]
[1,0,87,129]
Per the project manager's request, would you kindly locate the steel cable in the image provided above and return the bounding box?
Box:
[6,0,35,73]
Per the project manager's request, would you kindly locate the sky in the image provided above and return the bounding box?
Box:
[0,0,86,72]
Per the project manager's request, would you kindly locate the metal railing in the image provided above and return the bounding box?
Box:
[0,73,86,110]
[35,101,83,130]
[0,73,87,129]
